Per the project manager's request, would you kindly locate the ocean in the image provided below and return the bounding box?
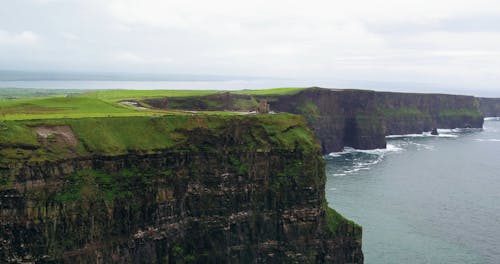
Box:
[326,119,500,263]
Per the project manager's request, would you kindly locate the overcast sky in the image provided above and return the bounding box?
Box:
[1,0,500,95]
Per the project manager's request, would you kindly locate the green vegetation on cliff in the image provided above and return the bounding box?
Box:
[0,88,87,100]
[0,88,363,263]
[380,107,428,118]
[326,206,362,240]
[82,89,218,102]
[0,96,167,120]
[0,113,317,166]
[233,87,305,96]
[54,168,152,202]
[296,101,320,122]
[438,108,483,119]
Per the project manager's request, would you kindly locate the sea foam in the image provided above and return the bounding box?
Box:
[475,138,500,142]
[328,144,403,176]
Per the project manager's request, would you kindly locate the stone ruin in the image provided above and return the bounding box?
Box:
[257,99,270,114]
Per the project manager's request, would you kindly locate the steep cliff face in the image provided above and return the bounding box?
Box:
[374,92,483,135]
[0,115,363,263]
[267,89,387,153]
[478,97,500,117]
[263,89,483,153]
[142,88,483,154]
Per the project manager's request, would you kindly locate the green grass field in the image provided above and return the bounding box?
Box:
[0,87,309,121]
[81,89,219,102]
[232,87,305,96]
[0,96,169,120]
[0,113,315,162]
[0,88,87,100]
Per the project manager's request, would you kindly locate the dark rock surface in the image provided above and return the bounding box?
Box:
[143,88,484,154]
[263,88,483,153]
[478,97,500,117]
[0,117,363,263]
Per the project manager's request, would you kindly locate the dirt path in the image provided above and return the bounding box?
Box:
[34,125,78,147]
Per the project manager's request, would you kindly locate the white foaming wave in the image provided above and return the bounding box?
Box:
[387,131,459,138]
[484,117,500,121]
[344,168,362,174]
[437,128,453,133]
[386,133,426,138]
[475,139,500,142]
[386,143,404,152]
[437,134,459,138]
[328,143,403,157]
[328,143,404,176]
[483,127,498,132]
[354,156,383,168]
[450,128,482,133]
[410,142,436,150]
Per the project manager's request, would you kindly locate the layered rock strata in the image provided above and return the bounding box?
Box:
[0,115,363,263]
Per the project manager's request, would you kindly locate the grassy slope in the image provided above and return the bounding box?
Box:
[0,88,87,100]
[81,89,219,102]
[0,87,309,120]
[0,96,170,120]
[232,87,305,96]
[0,114,316,161]
[0,88,357,247]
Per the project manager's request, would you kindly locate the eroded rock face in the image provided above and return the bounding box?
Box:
[269,89,387,153]
[0,118,363,263]
[142,88,484,154]
[478,97,500,117]
[270,89,484,153]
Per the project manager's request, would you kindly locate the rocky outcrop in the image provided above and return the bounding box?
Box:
[478,97,500,117]
[269,89,483,153]
[268,89,387,152]
[0,116,363,263]
[374,91,483,135]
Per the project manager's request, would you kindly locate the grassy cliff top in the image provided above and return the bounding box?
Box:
[0,93,243,120]
[0,113,318,163]
[81,89,219,102]
[232,87,305,96]
[0,89,318,166]
[0,87,308,120]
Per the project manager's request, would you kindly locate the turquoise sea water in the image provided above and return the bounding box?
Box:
[326,119,500,264]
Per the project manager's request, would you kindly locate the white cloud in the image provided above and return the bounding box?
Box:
[113,51,173,64]
[0,30,39,46]
[61,32,80,41]
[2,0,500,94]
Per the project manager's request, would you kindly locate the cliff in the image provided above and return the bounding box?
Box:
[272,89,483,153]
[142,88,484,154]
[0,115,363,263]
[478,97,500,117]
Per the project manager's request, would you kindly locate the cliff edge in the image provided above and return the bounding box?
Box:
[142,87,484,154]
[0,115,363,263]
[479,97,500,117]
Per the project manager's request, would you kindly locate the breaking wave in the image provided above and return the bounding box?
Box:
[475,138,500,142]
[327,144,403,176]
[386,131,459,139]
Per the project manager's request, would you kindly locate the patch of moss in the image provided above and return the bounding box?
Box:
[380,107,427,118]
[0,121,40,147]
[297,101,320,122]
[232,87,305,96]
[55,169,126,202]
[438,108,483,119]
[0,114,318,162]
[54,168,156,202]
[325,206,362,240]
[232,98,259,111]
